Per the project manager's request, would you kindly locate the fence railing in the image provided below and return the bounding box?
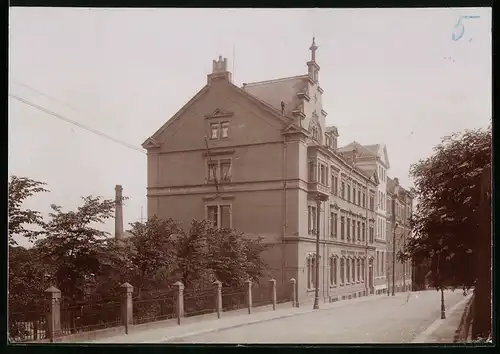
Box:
[9,278,296,343]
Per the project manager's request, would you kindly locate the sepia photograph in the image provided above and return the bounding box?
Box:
[8,6,492,345]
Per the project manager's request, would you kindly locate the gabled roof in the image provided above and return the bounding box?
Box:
[357,165,379,185]
[243,75,309,117]
[142,80,298,147]
[338,141,390,168]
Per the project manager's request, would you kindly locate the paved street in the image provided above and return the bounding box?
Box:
[167,290,467,343]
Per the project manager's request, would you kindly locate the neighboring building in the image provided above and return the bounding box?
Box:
[386,177,413,293]
[337,143,390,295]
[141,39,383,302]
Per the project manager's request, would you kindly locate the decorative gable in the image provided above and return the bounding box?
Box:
[142,137,160,149]
[204,108,234,120]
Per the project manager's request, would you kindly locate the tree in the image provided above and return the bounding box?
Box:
[399,125,491,338]
[35,196,121,302]
[8,176,48,246]
[127,216,183,291]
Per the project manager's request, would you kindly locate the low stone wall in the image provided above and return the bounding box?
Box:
[454,293,475,343]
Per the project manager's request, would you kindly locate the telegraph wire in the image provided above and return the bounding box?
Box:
[9,93,146,154]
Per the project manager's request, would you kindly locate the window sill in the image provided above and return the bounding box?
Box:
[307,288,316,293]
[329,284,337,289]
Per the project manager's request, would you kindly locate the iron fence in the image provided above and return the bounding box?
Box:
[132,288,177,325]
[184,288,217,317]
[60,300,122,335]
[251,283,273,308]
[9,309,48,342]
[221,286,247,312]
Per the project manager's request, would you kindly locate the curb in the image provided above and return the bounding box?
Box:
[453,293,475,343]
[411,294,473,343]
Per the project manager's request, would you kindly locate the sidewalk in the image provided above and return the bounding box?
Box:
[88,293,404,343]
[411,293,473,343]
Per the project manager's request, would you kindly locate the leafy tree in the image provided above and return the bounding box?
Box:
[8,176,48,246]
[127,216,183,291]
[399,125,491,338]
[35,196,120,302]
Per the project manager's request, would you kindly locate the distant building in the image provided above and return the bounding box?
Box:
[142,38,392,302]
[337,142,390,295]
[386,177,413,292]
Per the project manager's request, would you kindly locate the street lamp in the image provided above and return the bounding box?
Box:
[313,193,328,310]
[391,184,400,297]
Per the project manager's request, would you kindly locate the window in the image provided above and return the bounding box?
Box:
[330,257,337,285]
[331,175,338,195]
[307,257,312,289]
[221,121,229,138]
[352,220,356,242]
[376,251,379,276]
[362,192,366,208]
[210,121,230,140]
[207,159,232,183]
[206,204,231,228]
[346,259,350,283]
[361,259,365,281]
[357,221,361,241]
[352,258,356,283]
[357,258,361,282]
[369,194,375,211]
[330,212,337,238]
[210,123,219,139]
[346,218,351,240]
[340,216,345,240]
[369,225,374,243]
[340,258,345,284]
[381,252,385,275]
[341,182,345,199]
[220,159,231,181]
[358,190,361,206]
[308,206,317,234]
[320,164,326,184]
[362,222,366,242]
[347,184,351,202]
[353,185,357,204]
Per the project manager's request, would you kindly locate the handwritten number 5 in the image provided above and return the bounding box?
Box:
[452,17,465,41]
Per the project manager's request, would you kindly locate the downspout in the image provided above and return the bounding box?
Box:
[282,131,288,287]
[365,180,369,296]
[323,199,326,302]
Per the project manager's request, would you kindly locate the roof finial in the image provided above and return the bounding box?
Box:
[309,37,318,62]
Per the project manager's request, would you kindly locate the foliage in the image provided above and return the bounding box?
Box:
[399,126,491,290]
[8,176,48,246]
[35,196,122,303]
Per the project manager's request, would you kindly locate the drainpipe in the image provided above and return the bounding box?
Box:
[282,131,288,288]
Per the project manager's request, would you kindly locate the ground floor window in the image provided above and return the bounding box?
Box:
[340,258,345,284]
[352,258,356,282]
[346,258,351,283]
[330,257,337,285]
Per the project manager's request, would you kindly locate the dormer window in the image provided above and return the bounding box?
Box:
[312,126,319,141]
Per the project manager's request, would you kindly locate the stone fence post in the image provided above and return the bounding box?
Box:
[45,286,62,343]
[120,282,133,334]
[245,279,253,314]
[290,278,297,308]
[269,279,277,310]
[174,281,184,325]
[214,280,222,319]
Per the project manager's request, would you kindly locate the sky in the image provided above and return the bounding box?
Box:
[8,7,491,247]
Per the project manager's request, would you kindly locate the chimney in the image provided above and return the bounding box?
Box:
[115,185,124,240]
[394,177,399,186]
[207,55,232,85]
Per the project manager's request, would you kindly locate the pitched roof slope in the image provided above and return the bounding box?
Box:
[242,75,309,117]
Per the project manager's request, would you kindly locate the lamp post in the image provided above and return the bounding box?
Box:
[313,193,327,310]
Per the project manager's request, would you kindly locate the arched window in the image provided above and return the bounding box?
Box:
[346,258,350,284]
[330,257,337,285]
[352,258,356,283]
[340,258,345,285]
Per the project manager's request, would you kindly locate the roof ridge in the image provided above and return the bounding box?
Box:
[243,74,308,87]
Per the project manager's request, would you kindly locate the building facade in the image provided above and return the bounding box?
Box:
[142,39,384,302]
[386,177,414,293]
